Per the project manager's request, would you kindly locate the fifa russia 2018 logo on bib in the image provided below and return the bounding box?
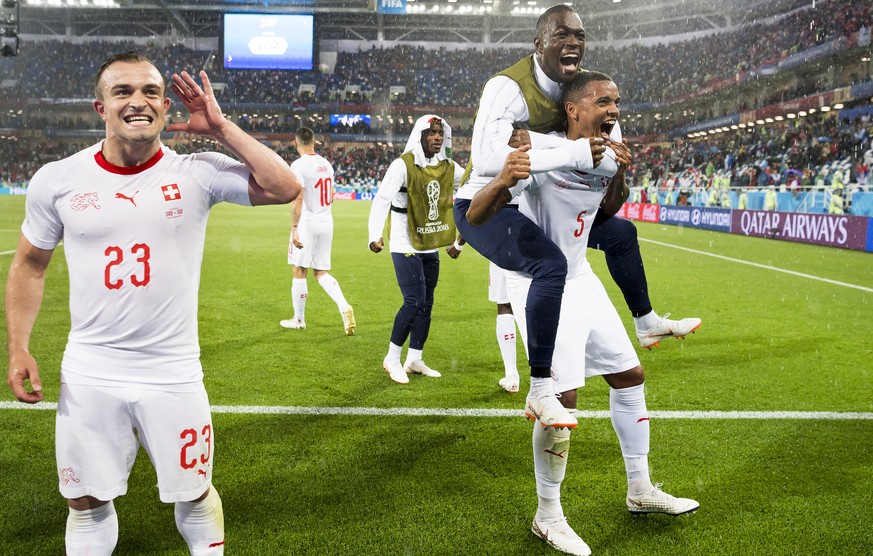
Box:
[426,180,440,221]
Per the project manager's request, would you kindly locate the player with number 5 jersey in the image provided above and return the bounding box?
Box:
[5,51,300,556]
[469,70,698,556]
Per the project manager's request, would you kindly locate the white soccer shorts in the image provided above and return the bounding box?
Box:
[506,266,640,393]
[488,262,510,304]
[56,382,215,503]
[289,218,333,270]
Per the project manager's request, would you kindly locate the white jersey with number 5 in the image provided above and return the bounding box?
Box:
[512,154,615,279]
[22,142,252,390]
[291,153,334,223]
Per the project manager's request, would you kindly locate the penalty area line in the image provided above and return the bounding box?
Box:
[1,401,872,420]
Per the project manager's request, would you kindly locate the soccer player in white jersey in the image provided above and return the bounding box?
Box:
[4,51,300,555]
[469,71,698,556]
[446,240,522,393]
[281,126,355,335]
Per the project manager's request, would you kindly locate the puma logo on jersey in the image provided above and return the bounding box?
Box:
[70,192,100,211]
[59,467,81,485]
[115,191,139,206]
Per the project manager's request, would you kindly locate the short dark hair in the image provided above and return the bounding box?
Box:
[295,127,315,145]
[536,4,578,40]
[562,70,614,104]
[94,51,164,100]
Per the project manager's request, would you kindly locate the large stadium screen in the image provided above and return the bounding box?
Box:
[222,13,315,70]
[330,114,371,128]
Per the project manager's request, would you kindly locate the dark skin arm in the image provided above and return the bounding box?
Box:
[600,138,633,216]
[445,236,466,259]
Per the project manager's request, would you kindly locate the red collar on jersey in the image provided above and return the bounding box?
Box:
[94,147,164,175]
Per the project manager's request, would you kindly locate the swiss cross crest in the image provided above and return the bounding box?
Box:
[161,183,181,202]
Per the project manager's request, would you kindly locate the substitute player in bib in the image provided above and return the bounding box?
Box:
[281,127,355,335]
[470,71,698,556]
[5,52,300,555]
[368,115,464,384]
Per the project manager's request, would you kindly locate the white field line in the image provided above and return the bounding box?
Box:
[0,249,16,256]
[1,401,872,420]
[640,238,873,293]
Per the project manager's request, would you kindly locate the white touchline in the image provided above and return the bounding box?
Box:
[640,238,873,293]
[1,401,872,419]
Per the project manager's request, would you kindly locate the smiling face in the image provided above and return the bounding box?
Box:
[564,77,620,140]
[93,60,170,148]
[534,9,586,84]
[420,119,445,158]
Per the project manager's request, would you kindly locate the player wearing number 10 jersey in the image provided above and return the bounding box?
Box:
[5,52,299,555]
[282,127,355,335]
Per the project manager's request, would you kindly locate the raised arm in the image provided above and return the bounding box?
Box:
[468,145,531,225]
[6,235,53,403]
[168,70,301,206]
[471,77,605,177]
[600,139,633,216]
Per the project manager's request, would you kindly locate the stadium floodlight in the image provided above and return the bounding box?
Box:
[787,113,796,119]
[1,0,16,8]
[798,110,807,117]
[833,103,844,110]
[820,106,831,112]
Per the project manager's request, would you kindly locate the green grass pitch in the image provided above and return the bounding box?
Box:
[1,196,872,555]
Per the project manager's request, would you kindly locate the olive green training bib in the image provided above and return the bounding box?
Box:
[402,151,457,250]
[461,55,568,185]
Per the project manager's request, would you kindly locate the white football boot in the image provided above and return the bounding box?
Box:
[531,517,591,556]
[404,360,441,378]
[498,377,520,393]
[383,357,409,384]
[342,306,356,336]
[636,313,701,349]
[627,483,700,515]
[525,391,578,429]
[280,317,306,329]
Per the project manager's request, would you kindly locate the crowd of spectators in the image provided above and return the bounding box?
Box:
[628,111,873,210]
[1,0,871,192]
[0,0,867,109]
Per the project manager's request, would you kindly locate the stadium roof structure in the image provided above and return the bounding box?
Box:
[18,0,816,44]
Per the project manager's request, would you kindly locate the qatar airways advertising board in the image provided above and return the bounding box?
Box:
[616,202,871,252]
[731,210,868,251]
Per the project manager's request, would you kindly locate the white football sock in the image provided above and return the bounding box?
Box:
[495,314,519,380]
[404,347,423,367]
[175,488,225,555]
[533,420,573,522]
[291,278,308,320]
[633,310,660,332]
[386,342,403,364]
[609,384,653,492]
[66,501,118,556]
[317,273,350,313]
[529,376,555,396]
